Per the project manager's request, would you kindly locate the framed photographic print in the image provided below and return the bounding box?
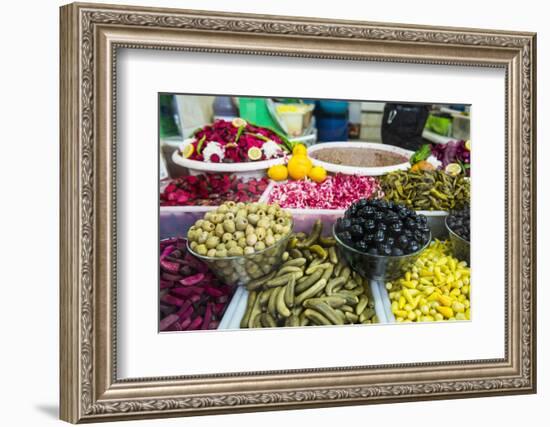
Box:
[60,2,537,423]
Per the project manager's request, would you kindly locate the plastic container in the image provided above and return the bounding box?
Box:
[187,229,292,287]
[307,142,413,176]
[172,139,287,180]
[333,224,431,282]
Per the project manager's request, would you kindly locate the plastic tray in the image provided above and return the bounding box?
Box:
[220,279,390,329]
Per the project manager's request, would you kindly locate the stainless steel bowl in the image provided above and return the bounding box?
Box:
[187,231,291,286]
[333,224,431,281]
[444,218,470,264]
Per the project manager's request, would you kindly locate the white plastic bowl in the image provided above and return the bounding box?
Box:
[172,138,287,179]
[307,141,413,176]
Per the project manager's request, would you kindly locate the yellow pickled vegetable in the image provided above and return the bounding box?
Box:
[388,240,471,323]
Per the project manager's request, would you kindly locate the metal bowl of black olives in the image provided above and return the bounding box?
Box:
[333,199,431,281]
[445,206,470,264]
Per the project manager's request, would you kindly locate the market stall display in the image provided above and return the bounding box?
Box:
[159,97,473,331]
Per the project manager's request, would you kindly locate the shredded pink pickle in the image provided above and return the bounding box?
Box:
[268,174,384,209]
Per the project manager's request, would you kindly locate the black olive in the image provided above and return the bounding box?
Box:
[389,222,402,235]
[364,233,375,243]
[374,211,384,221]
[409,241,420,253]
[356,240,369,252]
[392,247,404,256]
[377,222,388,232]
[397,235,409,248]
[386,237,395,247]
[377,243,392,256]
[367,247,379,255]
[341,218,353,231]
[364,219,376,231]
[350,224,364,240]
[374,229,385,243]
[339,231,353,244]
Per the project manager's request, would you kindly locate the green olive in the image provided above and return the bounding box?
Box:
[236,208,248,218]
[247,213,259,225]
[235,217,248,231]
[224,212,235,221]
[246,233,258,246]
[265,235,275,246]
[245,224,255,235]
[197,231,209,244]
[225,201,236,208]
[257,210,266,217]
[226,240,238,249]
[207,248,216,257]
[217,204,228,214]
[257,218,270,229]
[195,219,204,228]
[222,232,233,243]
[216,243,225,251]
[256,227,266,241]
[216,248,228,257]
[205,236,220,249]
[223,219,236,233]
[204,212,214,222]
[190,241,198,250]
[202,221,215,232]
[254,241,266,251]
[273,233,282,242]
[244,246,255,255]
[228,246,244,256]
[195,244,207,255]
[233,231,245,240]
[237,237,247,248]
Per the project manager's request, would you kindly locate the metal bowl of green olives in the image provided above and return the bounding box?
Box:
[186,201,294,286]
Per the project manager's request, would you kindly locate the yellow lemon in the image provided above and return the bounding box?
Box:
[267,164,288,181]
[445,163,462,176]
[232,117,247,128]
[292,143,308,156]
[182,144,194,158]
[287,154,312,180]
[308,166,327,183]
[247,147,263,161]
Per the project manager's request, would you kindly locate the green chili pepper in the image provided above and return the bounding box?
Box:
[196,135,206,154]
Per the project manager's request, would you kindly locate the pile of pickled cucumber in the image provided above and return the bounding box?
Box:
[240,219,378,328]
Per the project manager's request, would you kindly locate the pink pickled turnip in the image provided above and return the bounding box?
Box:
[186,315,203,331]
[160,314,179,331]
[179,318,192,330]
[179,273,205,286]
[201,304,213,330]
[160,259,180,274]
[204,286,224,297]
[160,244,175,260]
[161,294,184,307]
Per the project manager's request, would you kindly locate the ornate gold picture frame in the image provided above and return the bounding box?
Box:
[60,2,536,423]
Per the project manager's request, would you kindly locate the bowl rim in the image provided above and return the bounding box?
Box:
[444,215,470,245]
[172,138,287,172]
[332,223,431,259]
[187,220,294,262]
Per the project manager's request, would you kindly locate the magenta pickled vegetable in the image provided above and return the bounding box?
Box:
[159,237,234,332]
[160,173,269,206]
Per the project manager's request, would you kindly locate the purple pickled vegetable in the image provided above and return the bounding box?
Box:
[202,304,213,330]
[160,244,175,260]
[160,280,172,289]
[179,318,192,330]
[204,286,224,297]
[160,313,179,331]
[161,294,184,307]
[186,315,203,331]
[171,286,204,297]
[160,259,180,274]
[161,272,182,282]
[179,273,205,286]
